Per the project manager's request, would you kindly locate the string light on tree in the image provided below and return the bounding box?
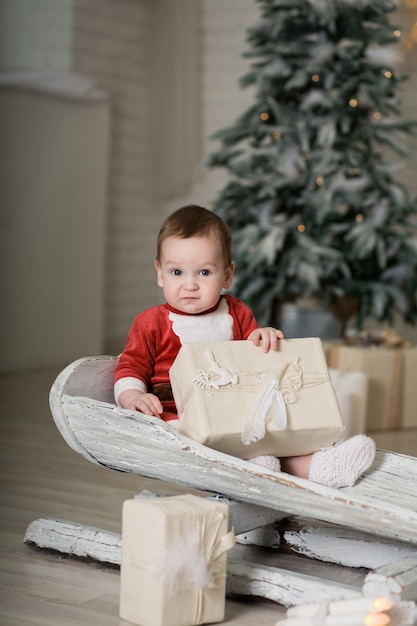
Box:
[207,0,417,329]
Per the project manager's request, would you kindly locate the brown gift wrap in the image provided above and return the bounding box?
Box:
[169,338,344,458]
[119,494,235,626]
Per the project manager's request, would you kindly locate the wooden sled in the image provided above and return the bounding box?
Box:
[25,356,417,607]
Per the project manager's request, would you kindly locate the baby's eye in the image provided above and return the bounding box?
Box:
[199,269,211,276]
[171,269,182,276]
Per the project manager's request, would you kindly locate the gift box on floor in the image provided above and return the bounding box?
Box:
[119,494,235,626]
[169,338,345,459]
[327,344,417,431]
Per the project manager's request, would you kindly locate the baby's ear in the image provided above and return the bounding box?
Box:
[154,260,163,287]
[224,262,235,288]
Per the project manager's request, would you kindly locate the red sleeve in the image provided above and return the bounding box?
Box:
[114,309,157,389]
[224,295,259,339]
[114,305,180,389]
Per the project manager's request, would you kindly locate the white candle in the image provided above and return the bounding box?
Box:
[277,612,391,626]
[287,596,394,618]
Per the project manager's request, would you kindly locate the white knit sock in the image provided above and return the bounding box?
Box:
[308,434,376,488]
[249,454,281,472]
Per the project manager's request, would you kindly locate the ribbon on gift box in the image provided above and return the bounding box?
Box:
[344,328,412,349]
[241,376,288,445]
[241,358,305,445]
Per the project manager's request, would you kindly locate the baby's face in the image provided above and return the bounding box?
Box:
[154,235,234,314]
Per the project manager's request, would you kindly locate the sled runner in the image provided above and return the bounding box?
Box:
[25,355,417,606]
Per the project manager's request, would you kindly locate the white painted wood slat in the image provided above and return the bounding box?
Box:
[49,356,417,547]
[24,517,417,606]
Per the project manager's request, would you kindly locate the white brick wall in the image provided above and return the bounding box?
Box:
[160,0,258,214]
[0,0,73,70]
[1,0,416,357]
[90,0,260,352]
[71,0,163,352]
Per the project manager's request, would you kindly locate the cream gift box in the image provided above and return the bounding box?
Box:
[327,344,417,431]
[119,494,235,626]
[169,338,345,459]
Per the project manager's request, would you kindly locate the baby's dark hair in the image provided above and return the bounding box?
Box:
[156,205,233,267]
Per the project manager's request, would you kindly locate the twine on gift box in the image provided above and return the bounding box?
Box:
[241,362,293,446]
[155,514,235,598]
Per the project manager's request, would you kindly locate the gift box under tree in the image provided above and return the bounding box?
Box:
[327,343,417,431]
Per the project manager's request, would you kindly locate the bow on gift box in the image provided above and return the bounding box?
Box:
[344,328,412,349]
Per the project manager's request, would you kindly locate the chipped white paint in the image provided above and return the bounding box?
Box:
[35,356,417,606]
[23,517,362,606]
[23,517,417,605]
[281,518,417,569]
[24,517,121,564]
[49,356,417,546]
[225,557,361,607]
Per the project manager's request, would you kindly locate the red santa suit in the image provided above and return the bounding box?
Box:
[114,294,259,419]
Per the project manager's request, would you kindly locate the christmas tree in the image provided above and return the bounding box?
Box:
[207,0,417,329]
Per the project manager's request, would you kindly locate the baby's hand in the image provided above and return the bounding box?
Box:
[119,390,163,417]
[248,327,284,353]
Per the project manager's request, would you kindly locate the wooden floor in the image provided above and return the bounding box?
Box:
[1,366,416,626]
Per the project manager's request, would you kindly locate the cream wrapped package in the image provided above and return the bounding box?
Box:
[120,494,235,626]
[170,338,345,458]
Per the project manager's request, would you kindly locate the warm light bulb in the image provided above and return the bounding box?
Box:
[297,224,305,233]
[394,29,401,37]
[272,131,281,140]
[373,597,394,612]
[260,112,269,121]
[364,612,391,626]
[349,98,358,107]
[316,176,324,186]
[373,112,382,120]
[312,74,320,82]
[384,70,392,78]
[356,213,364,222]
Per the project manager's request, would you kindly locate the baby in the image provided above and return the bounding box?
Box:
[114,204,375,488]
